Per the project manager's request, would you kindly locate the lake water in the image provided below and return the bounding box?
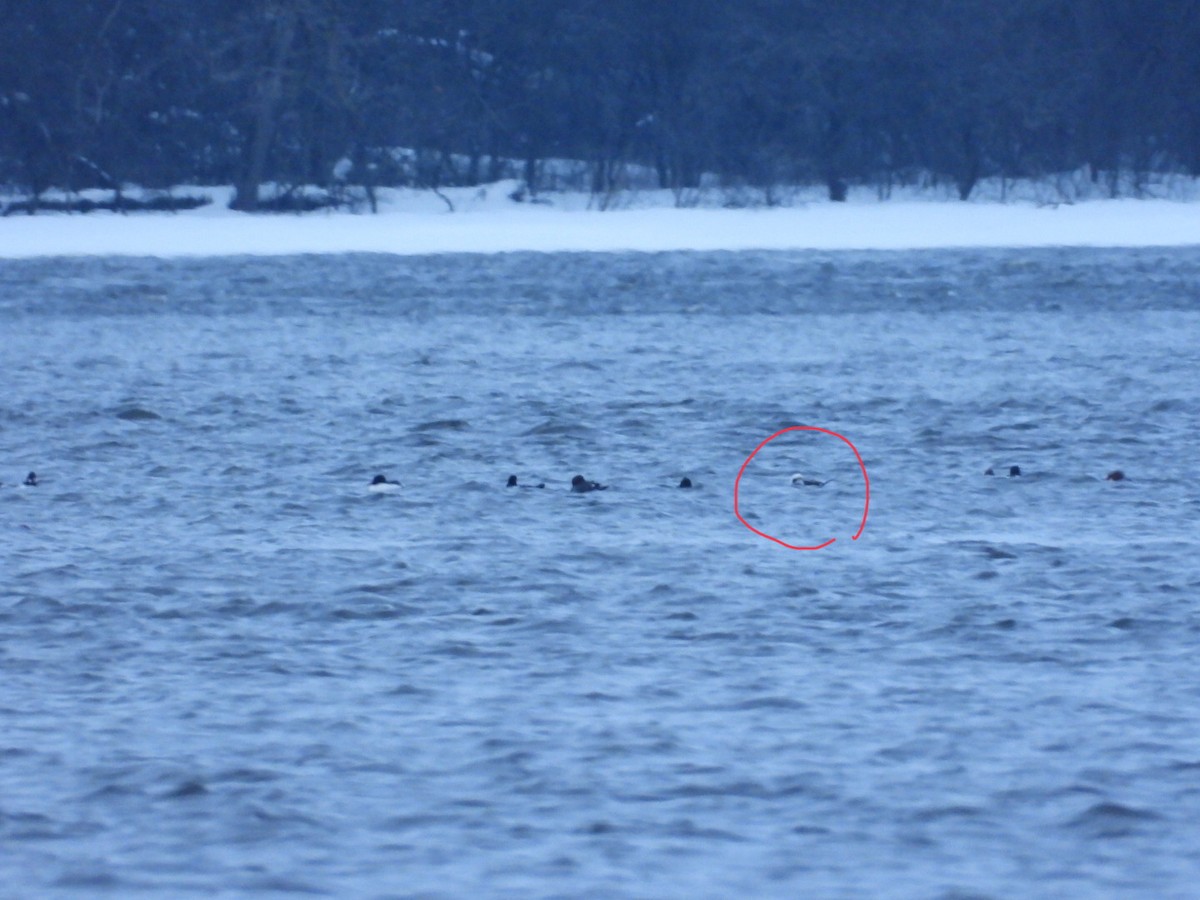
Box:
[2,248,1200,898]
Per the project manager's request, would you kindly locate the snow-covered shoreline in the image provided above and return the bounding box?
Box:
[3,181,1200,258]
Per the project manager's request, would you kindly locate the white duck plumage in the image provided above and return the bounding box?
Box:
[791,472,828,487]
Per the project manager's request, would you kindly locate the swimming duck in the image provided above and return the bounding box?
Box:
[571,475,608,493]
[984,466,1021,477]
[507,475,545,489]
[23,472,38,487]
[679,477,693,488]
[791,473,827,487]
[1105,470,1125,481]
[368,474,401,493]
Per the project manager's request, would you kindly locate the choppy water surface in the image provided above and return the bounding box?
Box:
[3,248,1200,898]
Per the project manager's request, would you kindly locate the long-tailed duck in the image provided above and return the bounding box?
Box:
[791,473,828,487]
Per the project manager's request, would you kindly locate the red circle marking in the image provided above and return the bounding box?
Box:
[733,426,870,551]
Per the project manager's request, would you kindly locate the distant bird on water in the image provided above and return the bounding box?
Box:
[1106,470,1126,481]
[368,474,401,493]
[507,475,545,489]
[984,466,1021,477]
[571,475,608,493]
[791,472,828,487]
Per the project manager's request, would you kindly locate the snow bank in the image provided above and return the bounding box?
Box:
[2,182,1199,258]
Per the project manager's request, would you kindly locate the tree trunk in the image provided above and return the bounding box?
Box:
[523,154,539,194]
[826,175,848,202]
[822,109,848,201]
[231,6,298,211]
[956,125,980,201]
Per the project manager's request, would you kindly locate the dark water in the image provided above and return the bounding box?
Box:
[2,248,1200,898]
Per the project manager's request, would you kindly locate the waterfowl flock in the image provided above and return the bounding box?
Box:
[2,465,1131,494]
[353,465,1127,494]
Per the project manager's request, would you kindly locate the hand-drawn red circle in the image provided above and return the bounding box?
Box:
[733,426,870,551]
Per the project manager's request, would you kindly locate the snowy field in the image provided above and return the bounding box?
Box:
[2,179,1200,258]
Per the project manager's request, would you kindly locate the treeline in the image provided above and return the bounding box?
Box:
[2,0,1198,211]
